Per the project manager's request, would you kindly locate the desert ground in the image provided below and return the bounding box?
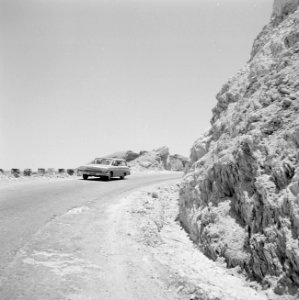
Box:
[0,173,291,300]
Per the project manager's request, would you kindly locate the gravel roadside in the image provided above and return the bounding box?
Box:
[123,183,280,300]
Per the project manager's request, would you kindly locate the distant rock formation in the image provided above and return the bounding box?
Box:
[129,146,170,171]
[169,154,189,172]
[179,0,299,295]
[104,150,140,162]
[106,147,188,172]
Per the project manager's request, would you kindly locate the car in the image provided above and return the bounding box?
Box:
[77,158,131,181]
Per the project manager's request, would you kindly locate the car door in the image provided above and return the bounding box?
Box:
[118,160,128,175]
[112,160,122,176]
[110,160,117,176]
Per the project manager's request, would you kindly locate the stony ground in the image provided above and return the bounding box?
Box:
[124,183,288,300]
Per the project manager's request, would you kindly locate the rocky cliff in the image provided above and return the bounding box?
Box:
[179,0,299,296]
[106,147,188,172]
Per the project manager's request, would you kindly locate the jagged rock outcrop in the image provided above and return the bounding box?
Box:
[130,146,170,170]
[273,0,299,23]
[179,1,299,296]
[106,147,188,171]
[129,146,188,171]
[189,132,210,167]
[105,150,140,162]
[169,154,189,171]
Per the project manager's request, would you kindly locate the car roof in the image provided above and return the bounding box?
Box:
[95,157,125,161]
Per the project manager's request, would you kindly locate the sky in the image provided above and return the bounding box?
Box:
[0,0,273,170]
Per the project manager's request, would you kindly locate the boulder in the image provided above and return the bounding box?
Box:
[23,169,32,176]
[11,169,20,177]
[190,132,210,166]
[37,168,46,175]
[67,169,75,176]
[169,154,189,171]
[47,168,56,175]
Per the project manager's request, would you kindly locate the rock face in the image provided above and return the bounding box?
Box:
[107,147,188,171]
[129,146,188,171]
[169,154,189,171]
[129,146,170,170]
[104,150,140,162]
[273,0,299,22]
[179,1,299,295]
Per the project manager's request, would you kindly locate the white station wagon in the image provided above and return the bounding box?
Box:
[78,158,131,181]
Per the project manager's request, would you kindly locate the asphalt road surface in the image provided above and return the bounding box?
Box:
[0,172,182,299]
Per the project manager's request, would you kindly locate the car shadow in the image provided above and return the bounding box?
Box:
[78,177,126,182]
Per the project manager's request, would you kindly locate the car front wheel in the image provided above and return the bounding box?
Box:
[83,174,88,180]
[105,172,112,181]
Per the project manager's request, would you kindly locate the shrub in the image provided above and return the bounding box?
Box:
[67,169,75,175]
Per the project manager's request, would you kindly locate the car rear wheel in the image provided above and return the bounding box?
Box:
[83,174,88,180]
[120,172,126,180]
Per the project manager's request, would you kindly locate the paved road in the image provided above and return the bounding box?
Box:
[0,173,268,300]
[0,173,182,275]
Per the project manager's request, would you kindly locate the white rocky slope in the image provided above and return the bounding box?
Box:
[179,0,299,297]
[107,147,188,172]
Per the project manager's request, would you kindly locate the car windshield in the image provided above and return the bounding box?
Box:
[93,159,113,165]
